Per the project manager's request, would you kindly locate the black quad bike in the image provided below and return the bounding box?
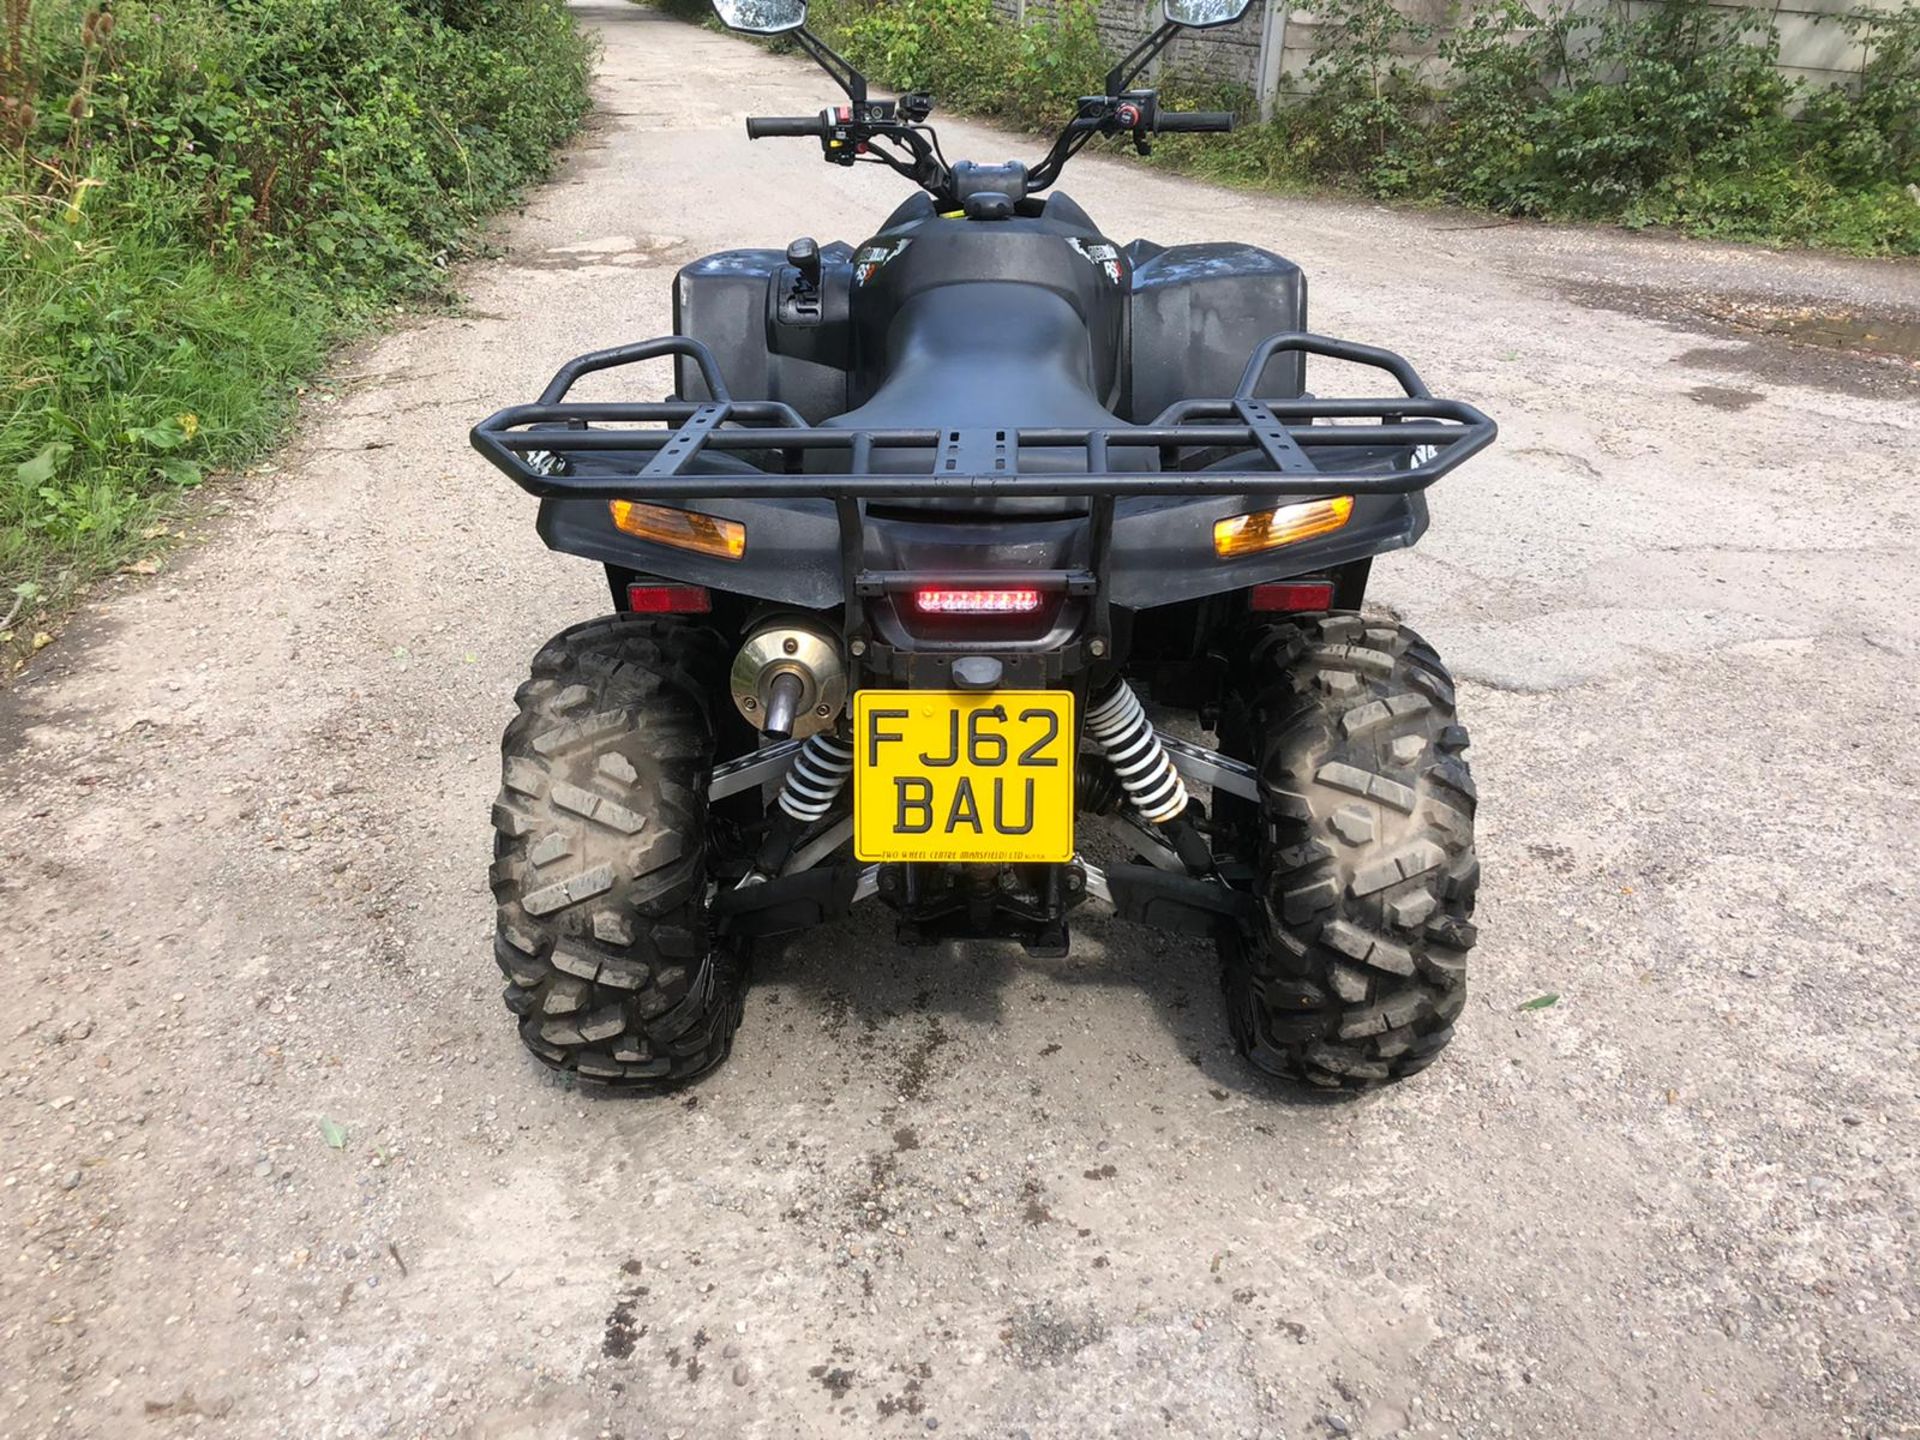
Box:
[471,0,1494,1091]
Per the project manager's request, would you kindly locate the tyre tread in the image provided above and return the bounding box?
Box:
[1216,613,1478,1090]
[489,616,742,1088]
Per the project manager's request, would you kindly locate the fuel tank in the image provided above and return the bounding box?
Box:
[671,192,1308,425]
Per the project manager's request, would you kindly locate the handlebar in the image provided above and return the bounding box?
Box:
[744,92,1237,203]
[1154,110,1234,134]
[745,114,826,139]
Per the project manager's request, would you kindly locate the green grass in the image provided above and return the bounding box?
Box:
[1,204,331,610]
[1,0,595,657]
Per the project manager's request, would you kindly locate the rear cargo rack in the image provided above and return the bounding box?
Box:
[473,330,1494,653]
[469,330,1496,502]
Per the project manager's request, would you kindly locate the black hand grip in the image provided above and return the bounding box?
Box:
[746,114,826,139]
[1154,110,1234,133]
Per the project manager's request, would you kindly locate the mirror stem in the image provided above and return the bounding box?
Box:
[791,27,868,104]
[1104,20,1181,97]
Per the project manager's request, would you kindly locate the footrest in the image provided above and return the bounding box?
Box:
[712,866,859,938]
[1103,864,1253,937]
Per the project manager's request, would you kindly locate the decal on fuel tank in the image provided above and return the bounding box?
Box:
[852,237,913,285]
[1066,237,1124,286]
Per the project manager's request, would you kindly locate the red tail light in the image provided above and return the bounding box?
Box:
[913,588,1043,614]
[1248,580,1335,612]
[626,583,712,614]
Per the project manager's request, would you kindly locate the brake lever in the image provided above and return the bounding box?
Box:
[858,123,952,198]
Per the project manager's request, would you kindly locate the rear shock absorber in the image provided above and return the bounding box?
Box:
[776,730,855,824]
[737,731,856,889]
[1084,679,1189,824]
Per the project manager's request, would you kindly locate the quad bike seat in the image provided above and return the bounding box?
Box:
[821,282,1148,515]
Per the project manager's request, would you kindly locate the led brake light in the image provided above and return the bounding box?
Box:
[913,588,1044,614]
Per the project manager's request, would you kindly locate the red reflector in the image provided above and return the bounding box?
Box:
[626,583,712,614]
[913,588,1043,614]
[1249,580,1335,613]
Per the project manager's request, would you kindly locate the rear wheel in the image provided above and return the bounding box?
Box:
[489,616,744,1086]
[1216,614,1478,1088]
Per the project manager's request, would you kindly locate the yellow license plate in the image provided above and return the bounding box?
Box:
[853,690,1075,863]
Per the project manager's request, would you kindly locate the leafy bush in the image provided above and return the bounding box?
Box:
[1395,0,1798,215]
[648,0,718,25]
[809,0,1105,129]
[1801,4,1920,185]
[1,0,591,621]
[1291,0,1434,194]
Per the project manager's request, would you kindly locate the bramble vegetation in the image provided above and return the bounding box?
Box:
[659,0,1920,256]
[809,0,1107,129]
[1,0,591,638]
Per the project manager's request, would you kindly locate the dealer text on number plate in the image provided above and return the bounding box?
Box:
[853,691,1076,863]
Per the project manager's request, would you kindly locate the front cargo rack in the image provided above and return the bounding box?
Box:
[469,330,1496,502]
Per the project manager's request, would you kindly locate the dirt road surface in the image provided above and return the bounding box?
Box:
[4,6,1918,1437]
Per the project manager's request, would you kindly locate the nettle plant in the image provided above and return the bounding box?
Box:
[1294,0,1436,192]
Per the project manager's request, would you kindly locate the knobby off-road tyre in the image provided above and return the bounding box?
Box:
[489,616,744,1087]
[1217,614,1478,1088]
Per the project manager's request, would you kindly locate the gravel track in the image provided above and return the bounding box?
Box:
[2,5,1916,1436]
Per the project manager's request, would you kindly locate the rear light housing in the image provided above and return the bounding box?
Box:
[608,500,745,560]
[913,588,1044,614]
[626,582,712,614]
[1248,579,1335,612]
[1214,496,1354,558]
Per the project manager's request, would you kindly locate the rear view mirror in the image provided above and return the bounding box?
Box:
[1162,0,1252,26]
[711,0,807,34]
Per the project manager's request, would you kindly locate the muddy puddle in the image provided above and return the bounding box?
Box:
[1562,279,1920,398]
[1699,301,1920,362]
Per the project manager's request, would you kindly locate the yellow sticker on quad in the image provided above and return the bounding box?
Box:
[853,691,1075,863]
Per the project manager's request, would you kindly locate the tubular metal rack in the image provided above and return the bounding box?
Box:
[469,330,1496,502]
[471,330,1495,649]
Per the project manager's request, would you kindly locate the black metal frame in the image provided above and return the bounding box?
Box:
[790,27,867,103]
[473,330,1494,502]
[472,329,1494,653]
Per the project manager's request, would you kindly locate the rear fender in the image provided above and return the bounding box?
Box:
[1109,490,1424,609]
[537,495,842,604]
[537,489,1424,612]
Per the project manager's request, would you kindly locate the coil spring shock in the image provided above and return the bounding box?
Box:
[1084,679,1190,824]
[775,731,854,824]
